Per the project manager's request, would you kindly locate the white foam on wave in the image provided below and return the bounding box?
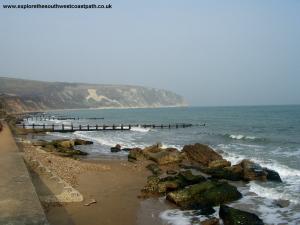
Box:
[229,134,256,140]
[160,208,219,225]
[130,126,151,133]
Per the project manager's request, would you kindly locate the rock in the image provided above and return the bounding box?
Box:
[146,148,182,165]
[201,218,220,225]
[128,148,144,162]
[264,168,282,182]
[178,170,206,184]
[206,165,243,181]
[146,163,162,175]
[56,148,88,156]
[274,199,290,208]
[219,205,264,225]
[166,181,242,210]
[143,143,163,155]
[166,170,178,175]
[84,199,97,206]
[182,143,222,166]
[52,139,75,148]
[239,160,267,181]
[33,140,48,147]
[141,175,160,194]
[111,144,122,152]
[209,159,231,169]
[74,139,93,145]
[121,148,132,152]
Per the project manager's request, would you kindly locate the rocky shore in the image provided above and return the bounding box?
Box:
[119,142,282,225]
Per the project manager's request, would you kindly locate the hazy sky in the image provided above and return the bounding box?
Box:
[1,0,300,106]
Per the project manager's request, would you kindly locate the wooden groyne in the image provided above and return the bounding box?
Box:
[18,123,204,132]
[23,116,104,121]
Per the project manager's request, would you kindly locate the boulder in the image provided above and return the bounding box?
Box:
[206,165,243,181]
[111,144,122,152]
[143,143,163,156]
[239,160,267,181]
[219,205,264,225]
[166,181,242,210]
[264,168,282,182]
[146,163,162,175]
[178,170,206,184]
[74,139,93,145]
[142,170,206,195]
[201,218,220,225]
[182,143,222,166]
[128,148,144,162]
[209,159,231,169]
[146,148,182,165]
[274,199,290,208]
[52,139,75,148]
[121,148,132,152]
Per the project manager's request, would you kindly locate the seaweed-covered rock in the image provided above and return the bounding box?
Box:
[219,205,264,225]
[206,165,243,181]
[209,159,231,169]
[182,143,222,166]
[146,163,162,175]
[264,168,282,182]
[166,181,242,210]
[52,139,75,148]
[128,148,144,162]
[74,139,93,145]
[142,175,160,194]
[178,170,206,184]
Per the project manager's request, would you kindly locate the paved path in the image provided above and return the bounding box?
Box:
[0,121,49,225]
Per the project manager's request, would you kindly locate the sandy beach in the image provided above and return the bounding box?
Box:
[17,138,170,225]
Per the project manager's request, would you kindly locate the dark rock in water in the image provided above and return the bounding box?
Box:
[166,170,178,175]
[206,165,243,181]
[182,143,222,166]
[201,218,220,225]
[121,148,132,152]
[74,139,93,145]
[219,205,264,225]
[111,144,122,152]
[166,181,242,210]
[264,168,282,182]
[146,163,162,175]
[274,199,290,208]
[208,159,231,169]
[239,160,267,181]
[128,148,144,162]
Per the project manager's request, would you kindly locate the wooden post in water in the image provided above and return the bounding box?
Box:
[32,124,35,129]
[87,125,90,131]
[176,124,178,129]
[71,124,73,131]
[79,125,82,131]
[129,124,131,130]
[62,124,64,131]
[121,124,123,130]
[103,125,106,130]
[96,124,98,130]
[112,124,115,130]
[43,124,45,129]
[52,124,54,131]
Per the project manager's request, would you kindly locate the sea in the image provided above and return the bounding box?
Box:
[25,105,300,225]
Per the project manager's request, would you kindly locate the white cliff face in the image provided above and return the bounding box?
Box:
[0,77,187,112]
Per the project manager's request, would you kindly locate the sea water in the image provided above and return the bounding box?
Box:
[26,105,300,224]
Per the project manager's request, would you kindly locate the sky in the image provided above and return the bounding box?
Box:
[0,0,300,106]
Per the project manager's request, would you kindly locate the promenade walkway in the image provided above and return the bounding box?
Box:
[0,121,49,225]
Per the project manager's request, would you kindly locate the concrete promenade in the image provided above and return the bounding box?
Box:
[0,121,49,225]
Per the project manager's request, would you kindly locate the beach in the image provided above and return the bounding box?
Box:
[2,105,300,225]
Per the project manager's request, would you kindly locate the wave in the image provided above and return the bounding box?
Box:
[229,134,256,140]
[130,126,151,133]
